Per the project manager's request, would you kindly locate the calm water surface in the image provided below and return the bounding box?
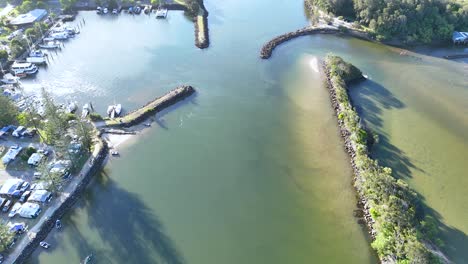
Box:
[25,0,375,263]
[23,0,467,263]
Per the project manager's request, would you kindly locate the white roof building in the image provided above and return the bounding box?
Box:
[18,202,41,219]
[10,9,47,26]
[0,178,23,196]
[28,190,52,203]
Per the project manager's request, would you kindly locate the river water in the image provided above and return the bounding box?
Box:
[22,0,467,263]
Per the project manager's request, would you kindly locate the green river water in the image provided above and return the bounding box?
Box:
[21,0,467,263]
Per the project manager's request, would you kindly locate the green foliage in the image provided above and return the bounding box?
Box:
[25,146,37,156]
[0,49,7,60]
[308,0,468,43]
[325,54,441,262]
[151,0,160,6]
[60,0,77,12]
[0,95,19,127]
[16,0,35,13]
[89,112,103,121]
[0,223,14,252]
[326,54,363,83]
[64,113,77,121]
[41,88,69,145]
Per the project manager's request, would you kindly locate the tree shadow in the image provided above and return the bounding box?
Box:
[76,170,185,264]
[349,79,468,262]
[27,169,185,264]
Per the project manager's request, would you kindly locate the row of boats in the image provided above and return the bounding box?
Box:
[97,5,167,18]
[6,25,80,78]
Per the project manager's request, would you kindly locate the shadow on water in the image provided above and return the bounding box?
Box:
[84,170,184,263]
[349,79,468,262]
[30,169,185,264]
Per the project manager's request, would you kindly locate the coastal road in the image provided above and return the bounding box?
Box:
[5,144,100,264]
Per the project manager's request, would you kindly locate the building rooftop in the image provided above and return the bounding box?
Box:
[10,9,47,26]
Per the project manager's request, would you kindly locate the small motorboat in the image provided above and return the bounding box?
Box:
[26,56,47,65]
[55,219,62,229]
[39,41,61,49]
[111,150,119,156]
[66,101,77,113]
[103,7,109,14]
[134,6,141,14]
[39,241,50,249]
[82,103,90,119]
[144,6,151,14]
[112,8,118,14]
[114,104,122,116]
[96,6,102,14]
[1,73,20,84]
[128,7,133,14]
[29,50,47,57]
[143,123,151,127]
[83,254,93,264]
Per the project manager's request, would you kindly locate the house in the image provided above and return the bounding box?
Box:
[18,202,41,219]
[0,179,24,196]
[9,9,48,26]
[27,153,44,166]
[2,146,23,164]
[28,190,52,203]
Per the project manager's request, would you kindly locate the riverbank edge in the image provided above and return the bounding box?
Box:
[321,57,448,264]
[103,85,195,128]
[11,137,108,264]
[259,26,370,59]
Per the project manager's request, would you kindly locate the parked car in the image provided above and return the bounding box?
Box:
[34,172,42,179]
[8,202,22,218]
[11,189,23,198]
[37,149,50,156]
[20,182,30,192]
[19,190,32,203]
[2,200,12,212]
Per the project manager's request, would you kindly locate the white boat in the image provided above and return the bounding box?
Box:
[39,41,60,49]
[50,32,69,40]
[55,219,62,229]
[103,7,109,14]
[112,8,118,14]
[111,150,119,156]
[114,104,122,116]
[39,241,50,249]
[26,56,47,65]
[96,6,102,14]
[82,103,90,118]
[1,73,20,84]
[29,50,47,57]
[83,254,93,264]
[11,62,38,76]
[66,102,77,113]
[155,8,168,19]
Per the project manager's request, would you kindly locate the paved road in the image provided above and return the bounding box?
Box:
[5,142,102,264]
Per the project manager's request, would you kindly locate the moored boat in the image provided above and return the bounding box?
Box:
[26,56,47,65]
[66,102,77,113]
[11,61,38,76]
[82,103,90,118]
[103,7,109,14]
[114,104,122,116]
[39,241,50,249]
[1,73,20,84]
[29,50,47,57]
[39,41,61,49]
[55,219,62,229]
[83,254,93,264]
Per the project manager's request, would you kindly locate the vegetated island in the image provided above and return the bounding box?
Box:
[322,54,448,264]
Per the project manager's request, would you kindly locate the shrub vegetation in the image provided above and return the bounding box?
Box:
[325,54,443,263]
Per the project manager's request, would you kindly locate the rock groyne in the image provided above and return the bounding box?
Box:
[104,85,195,128]
[260,26,372,59]
[195,13,210,49]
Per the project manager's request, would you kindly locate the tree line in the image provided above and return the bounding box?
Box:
[309,0,468,43]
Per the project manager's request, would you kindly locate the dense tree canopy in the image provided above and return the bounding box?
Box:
[0,95,19,127]
[309,0,468,43]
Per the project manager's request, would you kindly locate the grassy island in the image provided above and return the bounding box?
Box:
[323,54,445,263]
